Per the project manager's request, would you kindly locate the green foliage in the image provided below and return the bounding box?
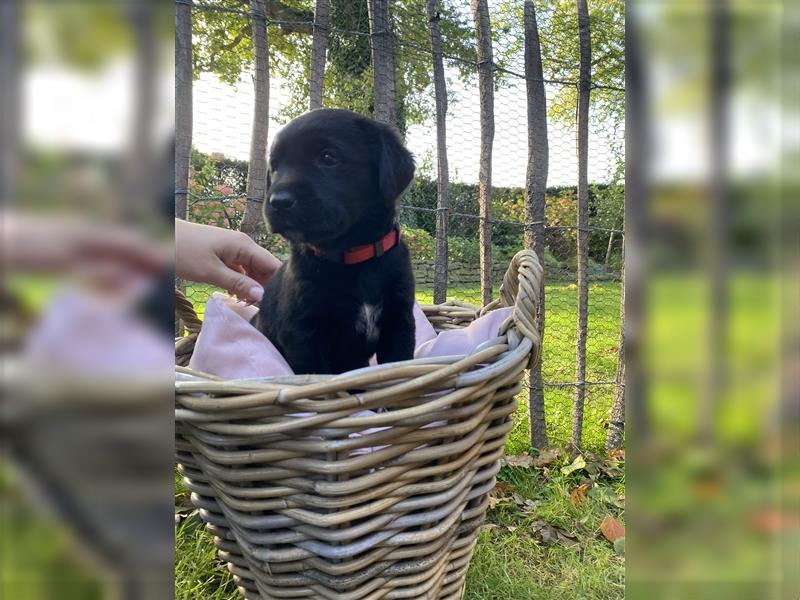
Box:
[187,149,624,273]
[448,237,480,263]
[491,0,624,173]
[402,227,435,261]
[192,1,480,131]
[191,3,251,85]
[187,148,269,237]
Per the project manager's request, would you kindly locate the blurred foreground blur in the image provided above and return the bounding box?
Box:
[626,1,796,598]
[1,2,174,599]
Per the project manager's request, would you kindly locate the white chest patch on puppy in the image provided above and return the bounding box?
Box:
[356,303,382,343]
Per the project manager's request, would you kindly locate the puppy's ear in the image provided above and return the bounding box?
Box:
[377,124,415,203]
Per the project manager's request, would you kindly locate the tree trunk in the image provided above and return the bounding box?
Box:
[309,0,330,110]
[470,0,494,307]
[524,0,549,449]
[367,0,396,126]
[606,256,625,451]
[427,0,449,305]
[623,9,649,444]
[240,0,270,238]
[700,0,730,444]
[572,0,591,449]
[174,0,192,221]
[127,1,157,223]
[0,0,20,206]
[604,230,615,268]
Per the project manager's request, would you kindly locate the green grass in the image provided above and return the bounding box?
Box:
[0,465,103,600]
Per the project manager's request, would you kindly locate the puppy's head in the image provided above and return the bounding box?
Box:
[263,109,415,246]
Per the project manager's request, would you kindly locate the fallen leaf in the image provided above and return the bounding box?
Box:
[600,516,625,543]
[561,455,587,476]
[589,485,626,508]
[481,523,499,534]
[570,482,592,505]
[521,498,541,513]
[584,461,601,478]
[529,519,579,548]
[503,453,533,468]
[495,481,515,495]
[583,451,600,464]
[556,530,580,548]
[488,481,515,510]
[608,449,625,461]
[506,525,518,533]
[533,448,563,468]
[174,507,198,525]
[613,537,625,555]
[600,464,623,479]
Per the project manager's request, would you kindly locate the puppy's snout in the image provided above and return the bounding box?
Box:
[269,190,296,211]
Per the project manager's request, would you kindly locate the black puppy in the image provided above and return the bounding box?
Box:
[254,109,416,374]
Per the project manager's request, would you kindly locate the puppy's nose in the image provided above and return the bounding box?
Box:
[269,191,296,210]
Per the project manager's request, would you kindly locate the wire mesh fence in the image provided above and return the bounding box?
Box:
[176,0,625,452]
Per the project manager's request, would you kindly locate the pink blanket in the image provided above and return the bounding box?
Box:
[189,293,513,379]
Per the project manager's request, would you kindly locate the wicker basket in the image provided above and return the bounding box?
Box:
[175,249,543,600]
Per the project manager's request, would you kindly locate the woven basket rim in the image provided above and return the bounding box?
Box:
[175,249,542,397]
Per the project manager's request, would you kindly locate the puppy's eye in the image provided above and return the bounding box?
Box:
[318,150,339,167]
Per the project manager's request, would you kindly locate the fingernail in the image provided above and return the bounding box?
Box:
[249,286,264,302]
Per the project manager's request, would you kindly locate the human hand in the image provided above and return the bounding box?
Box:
[175,219,281,303]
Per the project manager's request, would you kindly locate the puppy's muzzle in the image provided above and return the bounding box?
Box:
[269,190,296,211]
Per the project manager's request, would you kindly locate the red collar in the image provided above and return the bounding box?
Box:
[309,225,401,265]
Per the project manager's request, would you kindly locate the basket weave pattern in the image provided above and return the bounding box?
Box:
[175,250,543,600]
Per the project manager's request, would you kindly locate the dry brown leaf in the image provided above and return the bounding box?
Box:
[556,530,580,548]
[570,482,592,506]
[608,449,625,461]
[481,523,499,534]
[503,453,533,468]
[600,516,625,543]
[509,493,540,514]
[533,448,563,468]
[529,519,579,548]
[601,464,623,479]
[495,481,515,496]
